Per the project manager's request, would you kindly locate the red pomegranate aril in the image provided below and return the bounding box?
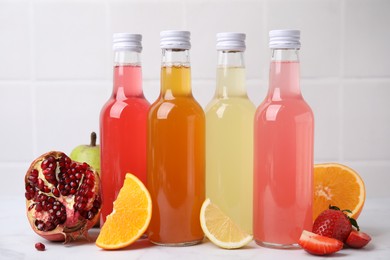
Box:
[25,192,33,200]
[42,169,50,176]
[51,187,60,197]
[91,207,98,214]
[35,203,42,212]
[87,211,95,220]
[35,220,44,230]
[93,198,101,208]
[31,169,39,176]
[28,175,38,184]
[35,242,45,251]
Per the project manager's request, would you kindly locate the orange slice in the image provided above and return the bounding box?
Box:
[96,173,152,250]
[313,163,365,220]
[200,198,253,249]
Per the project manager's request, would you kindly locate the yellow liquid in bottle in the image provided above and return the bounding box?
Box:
[206,67,255,234]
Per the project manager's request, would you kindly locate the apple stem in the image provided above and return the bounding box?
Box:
[90,132,97,147]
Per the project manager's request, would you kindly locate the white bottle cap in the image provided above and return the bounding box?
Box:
[216,32,246,51]
[113,33,142,52]
[160,30,191,50]
[269,30,301,49]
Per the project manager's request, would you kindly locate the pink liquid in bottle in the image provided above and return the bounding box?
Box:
[254,30,314,248]
[100,62,150,225]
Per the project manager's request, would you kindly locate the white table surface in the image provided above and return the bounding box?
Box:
[1,196,389,260]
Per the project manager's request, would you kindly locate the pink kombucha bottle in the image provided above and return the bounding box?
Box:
[100,34,150,225]
[253,30,314,248]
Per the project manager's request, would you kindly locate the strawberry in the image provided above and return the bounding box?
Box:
[299,230,343,255]
[312,205,359,242]
[346,230,372,248]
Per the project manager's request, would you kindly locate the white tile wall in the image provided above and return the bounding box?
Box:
[302,80,341,161]
[109,0,185,80]
[34,81,110,155]
[186,0,265,80]
[266,0,342,79]
[344,0,390,77]
[0,0,389,198]
[33,0,110,80]
[342,79,390,160]
[0,0,31,80]
[0,83,34,162]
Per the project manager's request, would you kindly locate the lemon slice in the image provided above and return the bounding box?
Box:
[200,198,253,249]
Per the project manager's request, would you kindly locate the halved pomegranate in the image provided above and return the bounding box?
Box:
[25,151,101,242]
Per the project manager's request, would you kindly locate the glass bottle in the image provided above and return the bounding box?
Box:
[205,33,255,234]
[147,30,205,246]
[100,33,150,226]
[253,30,314,248]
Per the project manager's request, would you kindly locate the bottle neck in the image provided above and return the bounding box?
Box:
[113,50,143,99]
[161,49,192,98]
[216,51,247,98]
[267,49,301,100]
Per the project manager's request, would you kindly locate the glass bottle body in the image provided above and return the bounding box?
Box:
[253,49,314,247]
[100,51,150,226]
[205,51,255,234]
[147,49,205,245]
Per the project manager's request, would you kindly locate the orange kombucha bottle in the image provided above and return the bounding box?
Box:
[147,31,205,246]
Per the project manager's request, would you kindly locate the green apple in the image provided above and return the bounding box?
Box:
[70,132,100,175]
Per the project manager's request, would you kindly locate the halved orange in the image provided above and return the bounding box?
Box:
[313,163,365,220]
[96,173,152,250]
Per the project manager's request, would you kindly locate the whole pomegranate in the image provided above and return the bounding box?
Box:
[25,151,101,242]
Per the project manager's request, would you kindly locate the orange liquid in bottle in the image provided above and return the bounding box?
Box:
[147,65,205,245]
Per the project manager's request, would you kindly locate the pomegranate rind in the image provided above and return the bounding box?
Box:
[25,151,101,242]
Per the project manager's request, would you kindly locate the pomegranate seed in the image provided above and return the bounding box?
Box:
[82,162,89,169]
[28,204,35,211]
[35,220,45,231]
[35,204,42,212]
[52,187,60,197]
[28,175,38,184]
[87,190,94,198]
[42,169,50,176]
[58,184,65,191]
[25,192,33,200]
[31,169,39,177]
[37,179,44,190]
[93,200,101,209]
[87,211,95,220]
[26,184,34,192]
[35,242,45,251]
[64,177,71,184]
[45,221,56,231]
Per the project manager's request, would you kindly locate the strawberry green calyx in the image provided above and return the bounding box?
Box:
[329,205,360,231]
